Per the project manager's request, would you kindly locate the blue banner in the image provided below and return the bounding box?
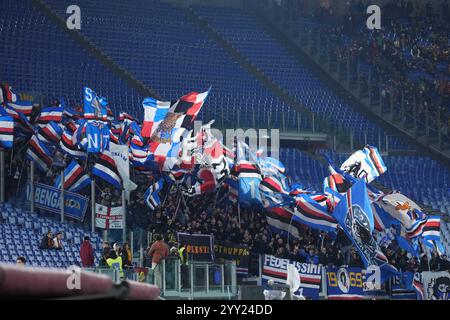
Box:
[326,267,365,299]
[26,183,89,221]
[261,254,322,300]
[326,266,389,299]
[391,272,416,300]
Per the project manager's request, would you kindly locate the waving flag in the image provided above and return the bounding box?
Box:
[294,194,338,232]
[258,156,286,176]
[266,207,303,239]
[375,193,423,231]
[3,105,34,134]
[7,101,33,118]
[36,106,64,127]
[83,87,102,120]
[59,128,87,159]
[141,97,171,138]
[0,115,14,148]
[54,160,91,192]
[235,141,262,205]
[333,180,399,280]
[169,88,210,130]
[422,216,445,255]
[92,151,123,190]
[323,164,353,194]
[340,146,387,183]
[0,83,18,103]
[118,112,136,122]
[98,96,109,122]
[38,121,63,145]
[412,273,424,300]
[182,167,218,197]
[26,135,53,171]
[259,175,293,208]
[144,178,164,210]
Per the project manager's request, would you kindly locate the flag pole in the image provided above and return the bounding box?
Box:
[213,183,222,208]
[30,160,35,212]
[173,193,182,221]
[122,188,127,244]
[60,167,65,223]
[8,146,14,179]
[237,203,241,225]
[0,150,4,202]
[286,209,295,247]
[91,177,96,233]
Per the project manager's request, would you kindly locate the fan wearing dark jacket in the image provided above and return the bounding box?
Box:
[39,232,54,249]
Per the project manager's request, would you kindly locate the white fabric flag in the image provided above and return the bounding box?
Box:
[95,203,125,229]
[109,142,137,196]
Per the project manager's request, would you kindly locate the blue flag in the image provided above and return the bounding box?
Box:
[333,179,399,282]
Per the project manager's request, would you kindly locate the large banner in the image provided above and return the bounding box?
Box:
[422,271,450,300]
[109,143,137,194]
[391,272,416,300]
[326,267,365,300]
[95,203,125,229]
[177,233,214,262]
[261,254,322,300]
[214,241,250,277]
[26,183,88,221]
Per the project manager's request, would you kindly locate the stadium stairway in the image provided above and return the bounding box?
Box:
[0,202,103,268]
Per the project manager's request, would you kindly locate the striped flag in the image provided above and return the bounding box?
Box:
[7,101,33,118]
[118,112,136,122]
[294,194,338,233]
[0,115,14,148]
[412,273,424,300]
[144,178,164,210]
[38,121,63,145]
[92,151,123,190]
[59,127,87,159]
[182,167,218,197]
[0,83,18,103]
[54,160,91,192]
[26,135,53,171]
[422,216,445,255]
[4,105,34,134]
[141,97,170,138]
[36,106,64,126]
[259,175,293,208]
[340,145,387,183]
[323,164,353,194]
[266,207,304,239]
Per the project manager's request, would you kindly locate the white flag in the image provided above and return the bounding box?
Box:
[95,203,125,229]
[109,142,137,194]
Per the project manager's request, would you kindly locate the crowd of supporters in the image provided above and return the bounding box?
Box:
[4,148,450,274]
[272,0,450,144]
[136,188,450,275]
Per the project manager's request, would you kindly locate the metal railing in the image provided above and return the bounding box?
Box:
[84,257,238,299]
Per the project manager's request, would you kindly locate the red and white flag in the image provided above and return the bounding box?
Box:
[95,204,125,229]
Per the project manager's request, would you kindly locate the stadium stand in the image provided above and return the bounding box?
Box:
[191,5,412,150]
[0,0,143,118]
[42,0,309,130]
[0,202,102,268]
